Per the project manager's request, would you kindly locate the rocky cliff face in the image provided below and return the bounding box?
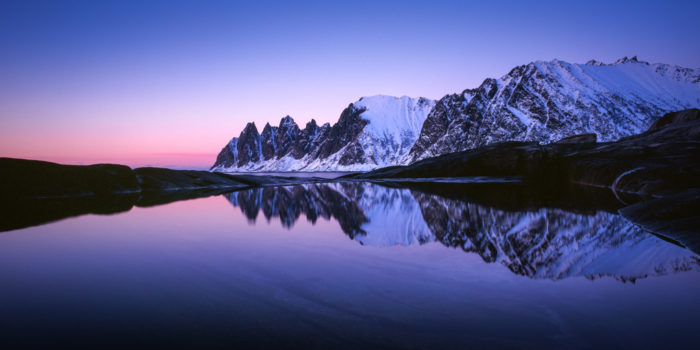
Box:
[291,119,325,159]
[407,57,700,162]
[211,96,435,171]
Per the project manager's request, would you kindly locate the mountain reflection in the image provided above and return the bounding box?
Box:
[224,182,700,281]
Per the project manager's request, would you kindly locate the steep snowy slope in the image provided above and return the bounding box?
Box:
[407,56,700,162]
[212,95,434,171]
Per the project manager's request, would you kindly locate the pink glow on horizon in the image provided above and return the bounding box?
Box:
[12,153,218,169]
[2,1,698,168]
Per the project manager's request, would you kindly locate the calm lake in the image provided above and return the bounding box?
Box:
[1,181,699,349]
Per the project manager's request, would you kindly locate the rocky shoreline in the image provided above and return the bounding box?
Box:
[0,158,324,231]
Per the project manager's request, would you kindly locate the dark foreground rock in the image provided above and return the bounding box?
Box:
[134,167,254,191]
[556,133,596,144]
[0,159,248,231]
[0,158,301,201]
[0,158,140,197]
[0,157,337,231]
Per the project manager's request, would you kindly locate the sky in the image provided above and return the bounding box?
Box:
[1,0,698,168]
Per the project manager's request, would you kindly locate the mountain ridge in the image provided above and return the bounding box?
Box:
[407,56,700,162]
[212,57,700,171]
[211,95,435,171]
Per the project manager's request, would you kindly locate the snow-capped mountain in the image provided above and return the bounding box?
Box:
[223,182,700,281]
[213,56,699,170]
[212,96,435,171]
[407,56,700,162]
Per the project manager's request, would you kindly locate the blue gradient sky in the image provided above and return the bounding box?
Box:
[1,0,698,167]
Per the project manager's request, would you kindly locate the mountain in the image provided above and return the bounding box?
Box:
[211,95,435,171]
[407,56,700,162]
[213,56,699,171]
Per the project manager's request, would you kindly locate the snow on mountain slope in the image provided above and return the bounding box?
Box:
[211,95,434,171]
[407,56,700,162]
[351,95,435,168]
[213,56,699,170]
[355,96,433,152]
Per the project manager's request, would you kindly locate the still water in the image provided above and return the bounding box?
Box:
[1,182,699,349]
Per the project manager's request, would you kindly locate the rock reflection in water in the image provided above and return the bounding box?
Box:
[224,182,700,281]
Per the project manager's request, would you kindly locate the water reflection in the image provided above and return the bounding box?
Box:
[225,182,699,281]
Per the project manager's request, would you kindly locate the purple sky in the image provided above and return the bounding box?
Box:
[1,0,698,168]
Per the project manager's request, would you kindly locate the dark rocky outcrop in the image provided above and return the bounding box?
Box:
[133,167,253,191]
[556,133,596,144]
[213,138,237,168]
[0,159,246,231]
[236,123,262,166]
[316,104,369,160]
[0,157,140,198]
[647,108,700,131]
[291,119,322,159]
[0,157,254,231]
[274,116,301,158]
[260,123,278,160]
[0,157,338,232]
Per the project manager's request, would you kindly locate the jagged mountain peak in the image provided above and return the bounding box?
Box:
[279,115,297,126]
[408,58,700,163]
[549,56,649,67]
[585,59,605,66]
[613,55,647,65]
[212,95,435,171]
[242,122,259,133]
[213,57,699,171]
